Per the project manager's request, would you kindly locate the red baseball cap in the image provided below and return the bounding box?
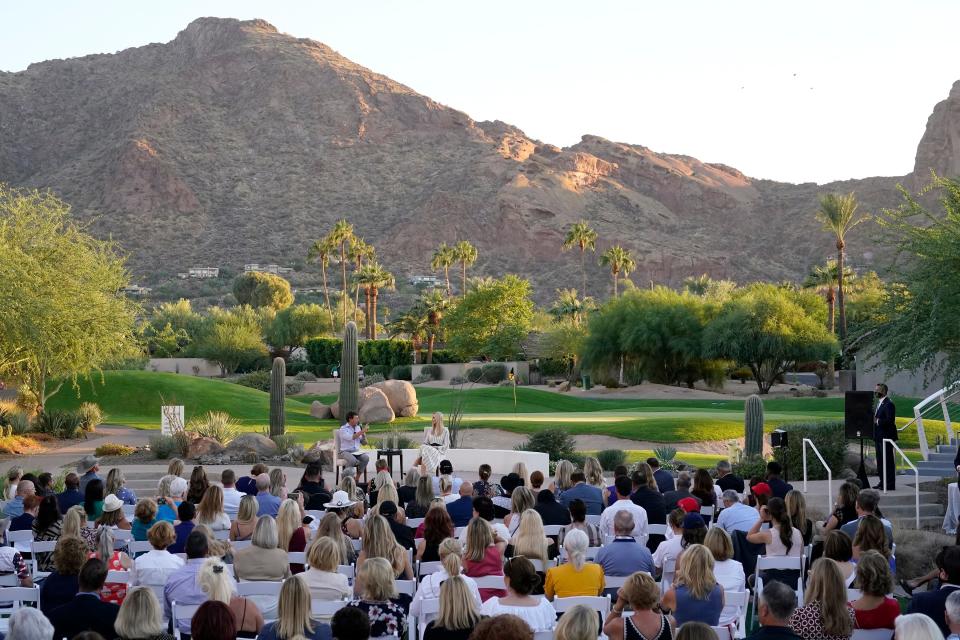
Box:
[677,497,700,513]
[752,482,772,496]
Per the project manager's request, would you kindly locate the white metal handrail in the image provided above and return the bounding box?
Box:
[802,438,832,516]
[900,382,960,460]
[882,438,920,528]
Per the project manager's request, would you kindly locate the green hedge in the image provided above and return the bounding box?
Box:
[481,363,508,384]
[539,359,570,376]
[305,338,413,369]
[364,364,390,378]
[305,338,342,367]
[421,364,442,380]
[429,349,459,364]
[390,365,412,381]
[772,420,848,481]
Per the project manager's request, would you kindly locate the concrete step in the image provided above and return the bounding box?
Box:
[888,515,945,529]
[874,492,939,506]
[881,503,944,518]
[914,464,957,476]
[936,444,958,454]
[927,452,957,462]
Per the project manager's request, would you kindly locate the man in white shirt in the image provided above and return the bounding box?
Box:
[132,520,185,587]
[337,411,370,472]
[599,476,648,543]
[220,469,244,521]
[716,489,760,534]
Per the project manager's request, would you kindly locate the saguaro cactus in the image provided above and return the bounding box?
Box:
[744,394,764,457]
[270,357,286,437]
[339,321,360,417]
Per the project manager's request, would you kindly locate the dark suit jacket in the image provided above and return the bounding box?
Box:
[662,489,697,513]
[534,497,572,526]
[630,488,667,524]
[746,625,803,640]
[875,397,898,441]
[653,469,675,494]
[57,489,83,515]
[446,496,476,528]
[48,592,120,640]
[717,473,745,493]
[907,584,960,636]
[767,477,793,499]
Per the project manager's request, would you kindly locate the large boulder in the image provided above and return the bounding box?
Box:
[224,433,278,457]
[331,386,395,424]
[303,440,335,469]
[187,437,224,459]
[372,380,419,417]
[310,401,333,420]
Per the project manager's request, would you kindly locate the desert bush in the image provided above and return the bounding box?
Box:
[364,365,390,378]
[77,402,104,432]
[481,363,507,384]
[270,433,297,452]
[187,411,242,444]
[517,428,584,466]
[233,370,271,391]
[732,455,768,481]
[149,434,179,459]
[389,365,412,381]
[652,445,678,467]
[449,375,467,385]
[421,364,442,380]
[15,385,38,415]
[294,370,317,382]
[285,380,305,394]
[771,420,847,481]
[95,443,135,457]
[35,410,85,439]
[6,412,30,436]
[361,374,386,388]
[466,367,483,383]
[596,449,627,471]
[603,377,620,389]
[412,374,432,384]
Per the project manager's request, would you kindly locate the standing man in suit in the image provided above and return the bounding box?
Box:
[873,383,898,490]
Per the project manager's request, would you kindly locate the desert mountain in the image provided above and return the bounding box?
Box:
[0,18,955,300]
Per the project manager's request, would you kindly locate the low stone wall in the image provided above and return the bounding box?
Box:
[412,361,530,382]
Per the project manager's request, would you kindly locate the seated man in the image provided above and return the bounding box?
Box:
[599,475,648,542]
[220,469,244,520]
[558,472,603,515]
[596,511,654,577]
[459,496,510,547]
[446,483,476,528]
[840,489,893,546]
[48,558,119,640]
[534,489,572,527]
[4,479,33,518]
[648,457,676,494]
[663,472,698,513]
[716,489,760,534]
[338,411,370,476]
[766,461,793,499]
[10,494,40,531]
[57,473,84,514]
[716,459,745,493]
[907,546,960,636]
[255,473,281,518]
[165,531,234,636]
[236,463,268,496]
[747,580,801,640]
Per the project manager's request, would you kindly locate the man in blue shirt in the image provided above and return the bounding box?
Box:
[558,472,604,515]
[716,490,760,534]
[255,474,281,517]
[165,531,235,636]
[3,479,33,519]
[596,511,655,577]
[839,489,894,546]
[57,473,84,515]
[445,482,475,527]
[76,455,102,494]
[168,501,196,554]
[338,412,370,475]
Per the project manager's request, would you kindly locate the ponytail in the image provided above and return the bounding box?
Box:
[767,498,794,553]
[439,538,464,577]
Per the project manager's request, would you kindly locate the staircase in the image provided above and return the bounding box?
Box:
[878,487,945,529]
[915,440,959,478]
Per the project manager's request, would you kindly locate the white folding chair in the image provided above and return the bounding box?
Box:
[352,538,363,552]
[529,558,551,572]
[543,525,563,536]
[472,575,506,589]
[605,575,637,590]
[312,599,348,616]
[171,601,202,640]
[851,631,894,640]
[753,556,804,620]
[6,530,32,554]
[405,518,425,529]
[453,526,466,538]
[213,529,230,540]
[700,505,716,521]
[232,540,252,550]
[29,540,56,579]
[0,586,40,633]
[724,590,749,638]
[114,529,133,541]
[106,570,131,584]
[648,524,668,537]
[559,546,602,562]
[660,557,677,594]
[847,588,863,601]
[288,551,306,565]
[713,625,735,640]
[236,581,283,597]
[127,540,153,556]
[306,510,325,521]
[395,579,416,596]
[552,595,611,617]
[122,504,136,519]
[338,564,356,580]
[417,560,443,578]
[533,632,554,640]
[586,515,601,526]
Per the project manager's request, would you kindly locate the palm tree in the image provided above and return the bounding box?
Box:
[430,243,456,297]
[416,290,450,364]
[452,240,478,296]
[815,192,869,343]
[549,288,594,327]
[306,235,336,330]
[354,261,395,339]
[802,259,854,333]
[599,245,636,298]
[348,237,375,323]
[562,220,598,297]
[327,219,355,329]
[389,312,429,364]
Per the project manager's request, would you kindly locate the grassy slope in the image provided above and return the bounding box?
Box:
[46,372,940,447]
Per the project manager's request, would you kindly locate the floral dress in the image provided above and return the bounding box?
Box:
[348,595,411,638]
[89,550,127,605]
[418,427,450,475]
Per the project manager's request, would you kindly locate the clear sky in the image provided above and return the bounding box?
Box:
[2,1,958,184]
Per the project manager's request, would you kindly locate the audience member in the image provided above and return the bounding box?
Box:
[325,490,363,539]
[681,511,707,548]
[750,481,772,511]
[6,607,55,640]
[852,515,893,570]
[534,488,572,526]
[472,464,493,498]
[405,475,435,518]
[459,496,510,549]
[10,494,39,531]
[479,556,556,631]
[437,476,457,504]
[215,470,242,521]
[315,511,357,565]
[785,490,813,546]
[545,529,604,599]
[823,482,860,533]
[747,497,803,558]
[77,455,102,493]
[418,505,455,562]
[167,458,185,478]
[196,484,231,530]
[907,546,960,636]
[237,463,269,496]
[745,580,800,640]
[106,468,138,505]
[822,530,856,586]
[191,600,238,640]
[39,536,86,614]
[600,475,649,541]
[606,466,630,505]
[552,460,576,500]
[677,622,717,640]
[851,550,899,630]
[48,558,120,639]
[596,511,654,577]
[396,468,419,507]
[4,466,22,501]
[62,505,97,551]
[349,557,411,638]
[788,558,855,640]
[766,461,793,499]
[716,459,745,493]
[471,613,534,640]
[278,497,310,573]
[113,586,174,640]
[505,487,536,535]
[91,525,133,604]
[447,482,477,527]
[558,498,603,547]
[630,463,668,552]
[603,571,674,640]
[841,489,893,546]
[379,499,416,551]
[230,494,260,541]
[302,537,351,602]
[165,530,227,635]
[234,516,292,584]
[133,520,184,587]
[411,538,481,636]
[297,462,331,510]
[583,457,608,503]
[652,508,686,577]
[423,574,483,640]
[58,472,84,514]
[691,468,717,508]
[270,468,288,500]
[529,470,545,495]
[96,493,132,530]
[662,543,724,626]
[648,457,676,494]
[463,518,506,601]
[183,465,208,505]
[131,498,159,541]
[199,556,264,636]
[33,480,58,512]
[331,606,371,640]
[555,603,599,640]
[894,614,943,640]
[432,460,464,495]
[945,590,960,640]
[356,514,414,581]
[704,528,746,626]
[256,473,282,517]
[663,472,697,513]
[168,501,196,554]
[559,471,604,515]
[506,509,558,564]
[155,475,183,522]
[4,479,33,518]
[717,489,760,534]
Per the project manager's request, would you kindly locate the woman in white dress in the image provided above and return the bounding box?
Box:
[415,412,450,475]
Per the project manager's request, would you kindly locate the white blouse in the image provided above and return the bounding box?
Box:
[479,597,557,631]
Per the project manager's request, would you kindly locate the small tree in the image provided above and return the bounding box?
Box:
[232,271,293,310]
[265,304,331,354]
[445,275,534,360]
[197,308,268,375]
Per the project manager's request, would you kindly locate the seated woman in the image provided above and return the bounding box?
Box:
[504,487,535,536]
[39,536,87,615]
[789,558,855,640]
[324,490,363,540]
[850,550,900,630]
[277,497,309,574]
[355,515,414,585]
[404,476,435,519]
[479,556,557,631]
[415,412,450,476]
[348,557,412,638]
[505,509,559,564]
[132,521,184,587]
[823,482,860,533]
[544,529,604,599]
[313,512,356,565]
[32,495,63,572]
[230,495,259,542]
[786,490,814,546]
[603,571,674,640]
[97,494,132,530]
[131,499,159,542]
[462,518,506,601]
[662,543,724,627]
[106,468,138,506]
[558,498,603,547]
[196,485,230,531]
[258,575,331,640]
[233,516,292,619]
[199,556,264,638]
[853,515,894,573]
[823,530,857,587]
[417,506,455,562]
[91,525,134,605]
[704,527,745,627]
[691,468,717,509]
[423,575,484,640]
[113,586,174,640]
[301,537,351,603]
[411,538,481,636]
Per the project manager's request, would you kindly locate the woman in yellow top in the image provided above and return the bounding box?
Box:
[544,528,604,599]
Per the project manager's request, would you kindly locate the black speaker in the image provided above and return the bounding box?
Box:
[771,429,788,448]
[845,391,875,439]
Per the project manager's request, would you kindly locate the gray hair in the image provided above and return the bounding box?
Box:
[7,607,54,640]
[722,489,740,504]
[613,510,635,536]
[563,528,589,571]
[895,614,944,640]
[252,515,279,549]
[403,467,420,488]
[676,471,691,490]
[255,473,271,492]
[857,489,880,513]
[716,460,731,472]
[760,580,797,621]
[947,590,960,625]
[169,477,188,498]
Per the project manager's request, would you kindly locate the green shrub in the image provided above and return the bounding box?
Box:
[449,376,467,385]
[603,378,620,389]
[306,338,414,368]
[149,434,179,459]
[481,363,507,384]
[270,433,297,452]
[596,449,627,471]
[361,374,386,388]
[390,365,412,380]
[233,370,271,391]
[285,380,305,395]
[294,370,317,382]
[412,374,432,384]
[305,338,343,367]
[730,366,752,383]
[772,420,847,481]
[35,410,85,439]
[95,443,135,457]
[429,349,458,364]
[732,455,768,480]
[6,412,30,436]
[187,411,242,444]
[539,359,570,377]
[466,367,483,383]
[421,364,442,380]
[77,402,104,432]
[365,365,390,378]
[517,428,584,465]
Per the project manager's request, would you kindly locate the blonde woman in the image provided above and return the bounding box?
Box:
[96,494,132,530]
[198,556,264,637]
[167,458,184,478]
[233,517,290,619]
[504,486,535,535]
[786,490,813,545]
[133,521,183,587]
[583,457,607,504]
[277,498,309,573]
[313,512,356,564]
[339,475,366,516]
[788,558,855,640]
[106,468,138,506]
[269,468,288,499]
[196,485,230,531]
[301,537,351,602]
[114,586,174,640]
[371,482,406,521]
[438,476,456,504]
[230,495,259,541]
[507,508,557,565]
[604,570,675,640]
[404,475,434,519]
[662,543,724,626]
[257,575,323,640]
[544,529,604,599]
[703,527,745,626]
[410,538,481,635]
[462,517,506,601]
[416,412,450,476]
[553,460,576,498]
[512,462,529,488]
[355,515,413,585]
[348,557,411,638]
[423,575,483,640]
[62,505,97,551]
[555,603,599,640]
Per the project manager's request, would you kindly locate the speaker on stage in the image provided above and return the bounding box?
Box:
[845,391,874,439]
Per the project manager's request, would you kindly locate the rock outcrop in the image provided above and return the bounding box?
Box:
[371,380,419,417]
[331,386,396,424]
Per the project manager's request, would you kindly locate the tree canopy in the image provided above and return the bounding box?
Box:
[264,303,331,353]
[444,275,534,360]
[232,271,293,310]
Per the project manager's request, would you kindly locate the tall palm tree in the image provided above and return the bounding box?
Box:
[562,220,598,297]
[327,219,355,329]
[389,312,429,364]
[416,290,450,364]
[306,234,336,330]
[354,261,395,339]
[452,240,478,297]
[599,245,636,298]
[549,288,594,328]
[430,243,456,297]
[815,193,869,343]
[802,259,854,333]
[348,237,375,323]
